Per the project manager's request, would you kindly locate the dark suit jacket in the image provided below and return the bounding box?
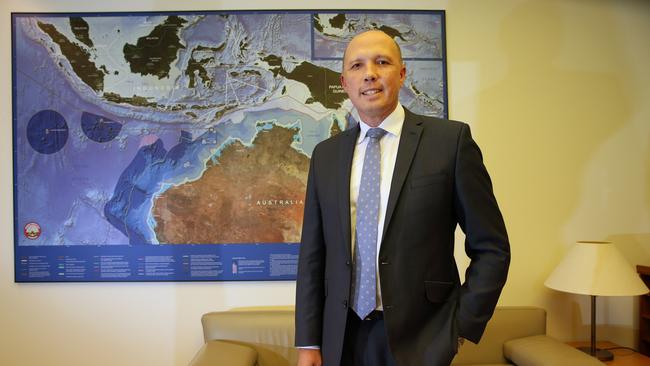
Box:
[295,108,510,366]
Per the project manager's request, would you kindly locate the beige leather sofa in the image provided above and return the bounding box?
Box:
[189,306,604,366]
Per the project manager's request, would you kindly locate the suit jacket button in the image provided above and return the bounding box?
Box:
[342,300,348,307]
[380,261,390,265]
[346,261,351,266]
[384,305,393,309]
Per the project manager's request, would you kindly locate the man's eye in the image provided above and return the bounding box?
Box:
[351,63,360,69]
[378,60,389,65]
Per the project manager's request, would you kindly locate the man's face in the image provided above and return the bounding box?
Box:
[341,31,406,126]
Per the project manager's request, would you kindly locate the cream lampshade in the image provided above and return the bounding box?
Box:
[545,241,648,361]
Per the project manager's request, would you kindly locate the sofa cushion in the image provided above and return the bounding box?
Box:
[201,309,295,347]
[189,340,257,366]
[453,307,546,365]
[201,308,297,366]
[226,341,298,366]
[504,335,605,366]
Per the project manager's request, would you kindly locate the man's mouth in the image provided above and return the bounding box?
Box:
[361,88,382,96]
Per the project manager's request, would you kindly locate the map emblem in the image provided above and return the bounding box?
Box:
[24,222,42,240]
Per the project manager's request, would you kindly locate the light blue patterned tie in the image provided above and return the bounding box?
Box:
[351,127,387,319]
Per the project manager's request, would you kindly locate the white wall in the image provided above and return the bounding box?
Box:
[1,0,649,365]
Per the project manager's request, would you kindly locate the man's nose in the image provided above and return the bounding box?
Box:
[364,64,377,82]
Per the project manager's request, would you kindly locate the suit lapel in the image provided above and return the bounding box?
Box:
[382,110,423,238]
[337,125,359,261]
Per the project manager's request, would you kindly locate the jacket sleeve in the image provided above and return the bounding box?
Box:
[453,123,511,343]
[294,145,327,347]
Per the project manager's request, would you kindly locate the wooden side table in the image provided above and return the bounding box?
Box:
[567,341,650,366]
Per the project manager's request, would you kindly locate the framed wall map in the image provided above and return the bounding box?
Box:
[12,10,448,282]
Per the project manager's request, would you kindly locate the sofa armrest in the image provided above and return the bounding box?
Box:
[189,340,257,366]
[504,335,605,366]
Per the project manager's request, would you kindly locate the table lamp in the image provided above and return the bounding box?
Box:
[544,241,649,361]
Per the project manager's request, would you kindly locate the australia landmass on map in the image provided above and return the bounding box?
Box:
[152,124,310,244]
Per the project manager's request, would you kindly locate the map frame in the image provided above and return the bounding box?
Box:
[12,9,448,282]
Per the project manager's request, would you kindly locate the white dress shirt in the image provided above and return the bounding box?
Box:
[350,103,405,311]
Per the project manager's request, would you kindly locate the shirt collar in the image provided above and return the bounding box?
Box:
[354,103,405,144]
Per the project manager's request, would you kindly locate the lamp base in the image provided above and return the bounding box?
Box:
[577,346,614,362]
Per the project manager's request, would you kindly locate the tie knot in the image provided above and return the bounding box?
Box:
[367,128,387,140]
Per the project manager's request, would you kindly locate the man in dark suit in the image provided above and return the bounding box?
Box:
[295,30,510,366]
